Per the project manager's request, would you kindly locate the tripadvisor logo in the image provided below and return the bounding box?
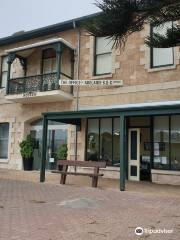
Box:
[135,227,143,236]
[135,227,173,236]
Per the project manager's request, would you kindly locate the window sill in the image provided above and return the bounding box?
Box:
[91,73,113,80]
[0,159,8,163]
[148,65,176,73]
[151,169,180,175]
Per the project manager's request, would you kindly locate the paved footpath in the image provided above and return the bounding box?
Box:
[0,170,180,240]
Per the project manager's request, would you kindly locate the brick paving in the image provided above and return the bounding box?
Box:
[0,169,180,240]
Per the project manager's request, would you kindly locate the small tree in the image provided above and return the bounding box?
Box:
[85,0,180,48]
[19,135,34,160]
[19,135,35,170]
[55,144,68,160]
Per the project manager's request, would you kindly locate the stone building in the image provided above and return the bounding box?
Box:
[0,13,180,188]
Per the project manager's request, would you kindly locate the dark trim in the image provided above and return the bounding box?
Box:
[85,118,88,161]
[150,116,154,170]
[40,116,48,182]
[93,37,97,76]
[112,118,114,166]
[0,12,101,47]
[98,118,101,162]
[169,115,171,170]
[120,114,125,191]
[43,105,180,121]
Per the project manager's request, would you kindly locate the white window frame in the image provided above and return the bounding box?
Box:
[151,22,174,68]
[94,37,113,76]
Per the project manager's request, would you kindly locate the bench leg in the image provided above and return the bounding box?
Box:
[60,174,67,184]
[92,176,98,188]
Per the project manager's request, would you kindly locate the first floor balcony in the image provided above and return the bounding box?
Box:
[5,38,75,104]
[5,72,73,104]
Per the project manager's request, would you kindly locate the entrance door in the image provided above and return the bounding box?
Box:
[128,128,140,181]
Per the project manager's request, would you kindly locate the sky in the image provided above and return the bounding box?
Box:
[0,0,99,38]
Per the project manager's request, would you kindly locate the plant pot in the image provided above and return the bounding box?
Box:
[23,157,34,171]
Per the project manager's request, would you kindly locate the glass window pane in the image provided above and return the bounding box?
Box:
[153,116,169,169]
[171,116,180,170]
[100,118,112,165]
[152,22,173,67]
[43,59,53,74]
[153,48,173,67]
[129,117,150,127]
[87,119,99,161]
[2,56,8,71]
[96,54,112,75]
[96,37,113,54]
[1,72,7,88]
[0,123,9,159]
[131,131,137,160]
[113,118,120,166]
[52,58,56,72]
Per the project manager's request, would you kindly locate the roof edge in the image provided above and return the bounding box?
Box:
[0,12,101,47]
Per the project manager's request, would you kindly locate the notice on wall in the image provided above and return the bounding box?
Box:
[49,158,54,163]
[154,157,161,163]
[161,157,167,165]
[154,143,159,150]
[154,150,160,156]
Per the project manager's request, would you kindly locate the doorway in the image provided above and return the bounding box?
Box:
[30,119,68,170]
[128,127,151,181]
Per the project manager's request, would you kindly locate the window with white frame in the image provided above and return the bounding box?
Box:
[1,56,8,88]
[94,37,113,75]
[151,22,174,68]
[0,123,9,159]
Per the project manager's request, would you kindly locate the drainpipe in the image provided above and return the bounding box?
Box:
[73,21,81,167]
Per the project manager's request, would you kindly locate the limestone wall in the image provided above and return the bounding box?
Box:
[0,24,180,172]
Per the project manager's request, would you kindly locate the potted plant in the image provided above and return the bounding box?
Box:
[55,144,68,170]
[19,134,35,171]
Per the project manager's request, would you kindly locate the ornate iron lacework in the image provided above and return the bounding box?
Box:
[8,72,59,94]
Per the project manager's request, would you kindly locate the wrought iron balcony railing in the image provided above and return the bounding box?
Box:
[7,72,72,95]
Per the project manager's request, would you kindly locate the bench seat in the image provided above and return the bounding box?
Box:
[53,160,106,188]
[51,170,104,177]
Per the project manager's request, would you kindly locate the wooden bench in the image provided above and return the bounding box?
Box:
[52,160,106,188]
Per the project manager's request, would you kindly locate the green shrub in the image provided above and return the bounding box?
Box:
[55,144,68,160]
[19,135,35,160]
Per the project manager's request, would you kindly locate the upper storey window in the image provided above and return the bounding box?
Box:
[1,56,8,88]
[94,37,113,75]
[151,22,174,68]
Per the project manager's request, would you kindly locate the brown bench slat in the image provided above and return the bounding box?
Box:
[57,160,106,168]
[51,170,103,177]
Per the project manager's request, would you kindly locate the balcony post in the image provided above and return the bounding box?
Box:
[6,53,16,94]
[56,43,62,89]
